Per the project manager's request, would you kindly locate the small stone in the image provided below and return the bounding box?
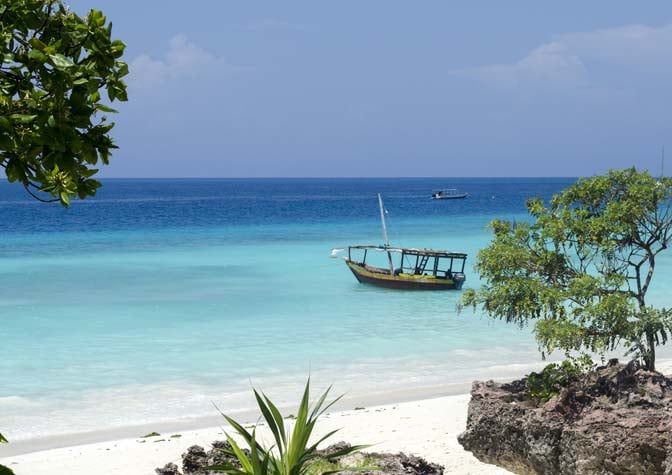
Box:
[182,445,208,474]
[542,398,560,412]
[617,418,639,429]
[155,463,181,475]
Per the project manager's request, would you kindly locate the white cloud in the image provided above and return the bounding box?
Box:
[458,22,672,88]
[130,35,234,89]
[464,42,586,87]
[558,24,672,65]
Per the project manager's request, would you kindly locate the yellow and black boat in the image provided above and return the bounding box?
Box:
[331,194,467,290]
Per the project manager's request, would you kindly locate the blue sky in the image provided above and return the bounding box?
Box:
[68,1,672,177]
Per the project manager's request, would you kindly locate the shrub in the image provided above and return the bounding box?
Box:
[0,432,14,474]
[210,379,372,475]
[526,355,595,403]
[0,466,15,475]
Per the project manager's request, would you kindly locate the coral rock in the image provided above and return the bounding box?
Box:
[458,360,672,474]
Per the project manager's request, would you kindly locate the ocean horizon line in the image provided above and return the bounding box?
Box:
[85,176,580,181]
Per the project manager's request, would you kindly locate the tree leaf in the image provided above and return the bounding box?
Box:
[27,50,47,63]
[59,192,71,206]
[96,104,118,113]
[9,114,37,124]
[0,464,16,475]
[49,53,74,69]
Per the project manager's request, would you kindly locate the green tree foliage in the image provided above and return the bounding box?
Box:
[463,168,672,371]
[0,0,127,206]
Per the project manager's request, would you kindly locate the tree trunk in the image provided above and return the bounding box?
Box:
[638,289,656,371]
[645,331,656,372]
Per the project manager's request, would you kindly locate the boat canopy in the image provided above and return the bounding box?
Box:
[346,245,467,259]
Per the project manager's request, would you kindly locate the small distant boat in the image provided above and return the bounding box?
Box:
[431,189,468,200]
[331,194,467,290]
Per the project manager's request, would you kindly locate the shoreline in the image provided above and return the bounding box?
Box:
[1,359,558,454]
[0,380,477,458]
[3,359,670,474]
[1,393,512,475]
[6,355,665,455]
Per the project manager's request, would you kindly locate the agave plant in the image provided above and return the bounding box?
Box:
[0,432,15,475]
[210,379,369,475]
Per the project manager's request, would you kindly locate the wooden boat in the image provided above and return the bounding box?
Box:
[431,189,468,199]
[331,194,467,290]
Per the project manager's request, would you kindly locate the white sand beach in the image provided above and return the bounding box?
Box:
[1,394,510,475]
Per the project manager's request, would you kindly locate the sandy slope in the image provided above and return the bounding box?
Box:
[1,394,510,475]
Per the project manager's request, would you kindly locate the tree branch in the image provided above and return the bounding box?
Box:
[22,184,58,203]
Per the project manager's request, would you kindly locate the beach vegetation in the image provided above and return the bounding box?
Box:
[303,458,339,475]
[0,435,13,475]
[463,168,672,371]
[209,379,372,475]
[0,0,128,206]
[525,355,595,403]
[303,454,379,475]
[0,433,13,475]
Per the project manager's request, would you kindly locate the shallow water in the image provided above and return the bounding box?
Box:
[2,178,671,440]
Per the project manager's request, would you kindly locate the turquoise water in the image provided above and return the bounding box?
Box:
[2,178,671,440]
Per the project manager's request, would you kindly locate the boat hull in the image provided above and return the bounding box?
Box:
[345,261,464,290]
[432,194,467,199]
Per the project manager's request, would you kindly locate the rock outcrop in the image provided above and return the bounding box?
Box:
[156,441,244,475]
[364,451,443,475]
[156,441,443,475]
[458,359,672,474]
[336,446,444,475]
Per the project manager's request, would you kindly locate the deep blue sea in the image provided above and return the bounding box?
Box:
[2,178,672,440]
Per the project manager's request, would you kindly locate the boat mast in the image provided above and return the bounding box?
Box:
[378,193,390,247]
[662,145,665,178]
[378,193,395,275]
